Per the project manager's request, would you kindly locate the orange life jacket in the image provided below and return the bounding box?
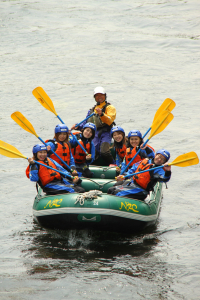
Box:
[125,147,143,168]
[134,158,154,189]
[37,158,61,186]
[125,144,154,169]
[45,139,71,167]
[26,165,30,178]
[72,135,91,164]
[116,144,127,160]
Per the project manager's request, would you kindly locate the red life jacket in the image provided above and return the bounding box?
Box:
[45,139,71,167]
[125,147,143,168]
[134,158,154,189]
[37,158,61,186]
[125,144,155,169]
[116,144,127,160]
[26,165,30,178]
[72,134,91,164]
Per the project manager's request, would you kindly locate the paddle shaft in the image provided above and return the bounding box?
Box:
[124,164,164,179]
[75,112,95,128]
[56,115,89,155]
[30,160,73,180]
[37,136,73,173]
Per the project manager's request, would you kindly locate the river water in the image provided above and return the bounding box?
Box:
[0,0,200,299]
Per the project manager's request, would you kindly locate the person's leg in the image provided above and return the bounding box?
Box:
[43,181,75,195]
[73,185,85,193]
[100,131,115,165]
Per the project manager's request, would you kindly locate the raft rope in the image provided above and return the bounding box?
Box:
[75,190,103,206]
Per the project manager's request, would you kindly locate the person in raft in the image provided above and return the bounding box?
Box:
[69,123,96,178]
[45,124,78,176]
[26,144,85,195]
[119,130,155,175]
[107,149,171,201]
[71,87,116,165]
[109,126,127,168]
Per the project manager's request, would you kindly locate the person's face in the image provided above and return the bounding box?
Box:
[37,150,47,161]
[154,153,167,165]
[58,132,67,142]
[94,93,106,103]
[129,136,141,147]
[83,127,93,139]
[113,131,123,143]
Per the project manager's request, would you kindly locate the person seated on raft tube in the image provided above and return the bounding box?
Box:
[69,123,96,178]
[109,126,127,167]
[107,149,171,201]
[26,144,85,195]
[119,130,155,175]
[45,124,78,176]
[71,87,116,166]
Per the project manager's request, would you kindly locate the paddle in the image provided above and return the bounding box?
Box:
[74,113,96,128]
[143,98,176,139]
[32,87,91,155]
[0,140,74,180]
[11,111,73,173]
[122,152,199,179]
[121,109,174,174]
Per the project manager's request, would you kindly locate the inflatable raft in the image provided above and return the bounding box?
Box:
[33,175,163,233]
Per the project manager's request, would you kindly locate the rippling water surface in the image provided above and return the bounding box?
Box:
[0,0,200,299]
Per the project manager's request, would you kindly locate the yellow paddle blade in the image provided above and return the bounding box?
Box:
[149,110,174,140]
[153,98,176,122]
[32,87,57,116]
[169,152,199,167]
[11,111,38,137]
[0,140,27,159]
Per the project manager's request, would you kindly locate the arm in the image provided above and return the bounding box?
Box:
[140,146,155,160]
[29,164,39,182]
[45,141,56,156]
[69,149,76,168]
[86,141,96,165]
[153,166,171,183]
[100,105,116,126]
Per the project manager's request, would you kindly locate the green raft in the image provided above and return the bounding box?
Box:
[33,174,163,233]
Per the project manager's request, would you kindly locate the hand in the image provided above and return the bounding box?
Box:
[73,176,79,183]
[95,108,102,116]
[71,124,78,130]
[72,170,78,176]
[163,164,171,171]
[47,145,51,151]
[86,154,92,160]
[116,167,121,173]
[116,175,125,181]
[28,157,35,164]
[140,143,147,150]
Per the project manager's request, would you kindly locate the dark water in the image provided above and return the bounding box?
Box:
[0,0,200,299]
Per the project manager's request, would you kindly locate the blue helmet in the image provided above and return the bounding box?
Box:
[128,130,142,139]
[83,122,96,132]
[55,124,69,134]
[156,149,170,162]
[111,126,125,136]
[32,144,47,154]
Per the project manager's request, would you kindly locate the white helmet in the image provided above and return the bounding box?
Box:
[93,86,106,96]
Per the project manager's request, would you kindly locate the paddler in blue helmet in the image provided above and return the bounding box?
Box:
[26,144,85,195]
[107,149,171,201]
[71,87,116,165]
